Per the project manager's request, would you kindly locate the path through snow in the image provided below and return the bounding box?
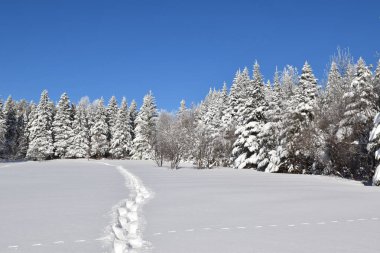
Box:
[100,162,153,253]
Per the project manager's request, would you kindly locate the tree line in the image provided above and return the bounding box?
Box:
[1,49,380,184]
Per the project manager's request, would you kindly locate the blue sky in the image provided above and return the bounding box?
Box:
[0,0,379,110]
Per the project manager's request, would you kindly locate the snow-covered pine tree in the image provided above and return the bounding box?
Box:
[0,100,5,157]
[336,58,378,179]
[326,62,343,104]
[195,87,229,167]
[374,60,380,105]
[128,99,138,141]
[131,91,157,160]
[368,112,380,185]
[110,97,132,159]
[232,62,268,169]
[280,65,299,99]
[199,88,224,134]
[264,68,284,172]
[52,92,74,158]
[14,99,30,159]
[268,67,282,123]
[107,96,118,141]
[217,82,235,166]
[25,102,37,147]
[337,58,378,141]
[26,90,54,160]
[67,97,90,158]
[221,82,228,106]
[90,98,109,158]
[273,65,300,154]
[279,62,318,173]
[3,96,17,159]
[222,68,251,127]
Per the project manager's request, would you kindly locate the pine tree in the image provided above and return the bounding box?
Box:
[110,97,132,158]
[107,96,118,141]
[232,62,268,169]
[248,61,263,95]
[271,65,299,154]
[90,98,109,158]
[267,67,282,123]
[279,62,318,173]
[131,91,157,160]
[222,68,251,127]
[221,82,228,110]
[264,68,284,172]
[67,97,90,158]
[3,96,17,158]
[199,88,224,134]
[128,99,138,141]
[52,93,74,158]
[281,65,299,98]
[326,62,343,103]
[374,60,380,105]
[26,90,54,160]
[0,100,5,157]
[25,102,37,148]
[14,100,30,159]
[335,58,378,179]
[337,58,378,141]
[368,113,380,185]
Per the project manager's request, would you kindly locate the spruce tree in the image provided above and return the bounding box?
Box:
[26,90,54,160]
[232,62,268,169]
[337,58,378,141]
[264,68,283,172]
[269,66,300,171]
[0,100,5,157]
[131,91,157,160]
[222,68,251,127]
[110,97,132,158]
[90,98,109,158]
[368,113,380,185]
[25,102,37,149]
[67,97,90,158]
[374,60,380,105]
[128,99,138,141]
[326,62,343,103]
[107,96,118,140]
[280,62,318,173]
[336,58,378,179]
[14,100,30,159]
[3,96,17,158]
[52,93,74,158]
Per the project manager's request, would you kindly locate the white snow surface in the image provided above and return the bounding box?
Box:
[107,160,380,253]
[0,160,130,253]
[2,160,380,253]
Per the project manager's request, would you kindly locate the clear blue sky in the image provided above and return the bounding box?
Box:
[0,0,379,110]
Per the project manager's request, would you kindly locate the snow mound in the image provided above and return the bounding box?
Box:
[107,164,153,253]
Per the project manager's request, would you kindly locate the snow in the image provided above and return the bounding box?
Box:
[0,160,128,253]
[107,164,152,252]
[108,160,380,253]
[2,160,380,253]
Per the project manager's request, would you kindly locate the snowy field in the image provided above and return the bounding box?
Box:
[0,160,129,253]
[1,160,380,253]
